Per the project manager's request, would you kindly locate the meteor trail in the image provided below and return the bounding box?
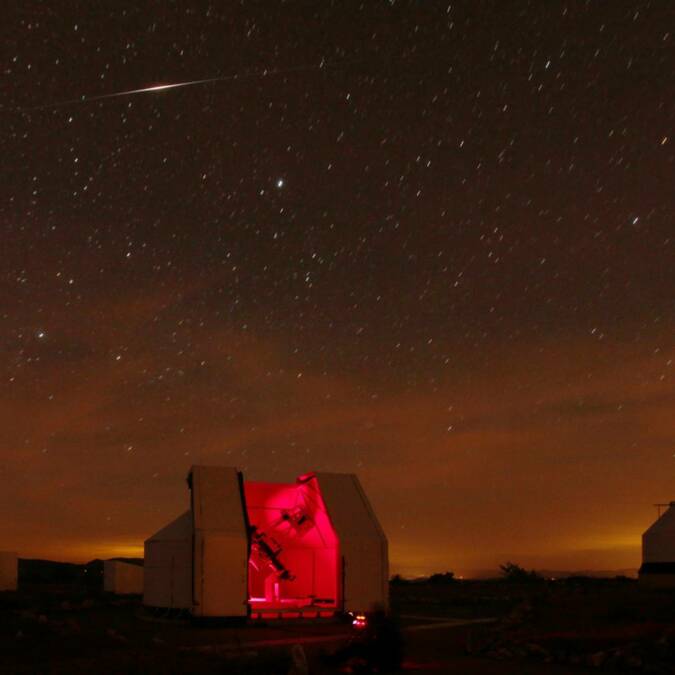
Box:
[21,76,232,111]
[15,60,355,112]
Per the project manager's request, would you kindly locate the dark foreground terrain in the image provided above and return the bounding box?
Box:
[2,576,675,674]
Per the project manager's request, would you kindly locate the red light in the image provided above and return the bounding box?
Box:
[244,476,339,616]
[352,613,367,629]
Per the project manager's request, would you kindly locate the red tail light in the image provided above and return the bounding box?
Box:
[352,613,367,629]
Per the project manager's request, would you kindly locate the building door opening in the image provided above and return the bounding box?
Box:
[244,474,339,618]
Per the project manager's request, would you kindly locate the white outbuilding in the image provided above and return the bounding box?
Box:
[144,466,388,618]
[103,560,144,594]
[0,551,18,591]
[640,502,675,588]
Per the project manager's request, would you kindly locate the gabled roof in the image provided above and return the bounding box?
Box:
[644,503,675,537]
[315,472,386,542]
[146,510,191,543]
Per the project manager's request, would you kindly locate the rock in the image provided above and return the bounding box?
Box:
[106,628,128,643]
[64,618,81,635]
[60,600,71,611]
[625,655,643,669]
[553,649,568,663]
[587,651,606,668]
[288,644,309,675]
[525,643,549,659]
[604,650,622,668]
[653,636,671,660]
[37,614,48,624]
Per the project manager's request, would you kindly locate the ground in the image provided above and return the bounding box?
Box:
[1,579,674,673]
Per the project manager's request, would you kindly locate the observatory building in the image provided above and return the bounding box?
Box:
[104,560,144,595]
[639,502,675,588]
[144,466,388,618]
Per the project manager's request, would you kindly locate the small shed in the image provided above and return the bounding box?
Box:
[144,466,388,618]
[103,560,144,594]
[0,551,18,591]
[639,502,675,588]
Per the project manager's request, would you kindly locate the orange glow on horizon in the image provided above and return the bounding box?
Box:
[1,322,672,573]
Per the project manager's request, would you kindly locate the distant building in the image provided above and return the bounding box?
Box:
[103,560,144,594]
[640,502,675,588]
[0,551,18,591]
[144,466,388,618]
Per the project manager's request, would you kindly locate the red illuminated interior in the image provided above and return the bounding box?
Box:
[243,473,340,615]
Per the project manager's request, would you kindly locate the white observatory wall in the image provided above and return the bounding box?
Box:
[143,511,193,609]
[190,466,248,617]
[643,506,675,562]
[0,551,18,591]
[103,560,144,594]
[316,473,388,612]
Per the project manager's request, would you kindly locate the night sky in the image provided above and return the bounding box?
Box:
[2,2,673,576]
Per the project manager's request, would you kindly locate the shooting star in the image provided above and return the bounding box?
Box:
[15,59,355,113]
[100,79,221,96]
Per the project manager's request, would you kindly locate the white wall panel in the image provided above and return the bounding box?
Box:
[104,560,144,594]
[315,473,388,612]
[190,466,248,617]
